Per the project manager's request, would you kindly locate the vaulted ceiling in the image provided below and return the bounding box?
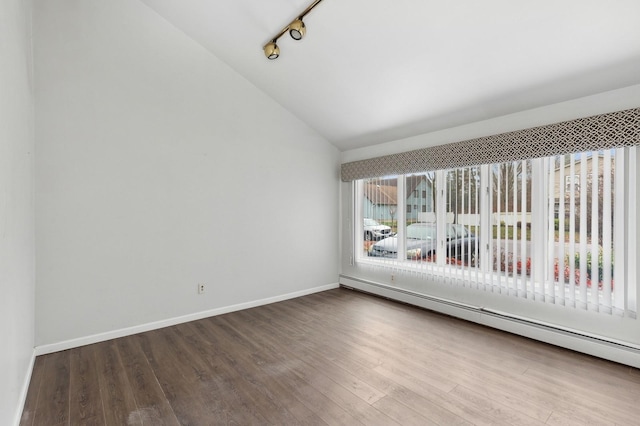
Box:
[140,0,640,151]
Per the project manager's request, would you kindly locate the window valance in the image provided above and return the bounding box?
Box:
[341,107,640,181]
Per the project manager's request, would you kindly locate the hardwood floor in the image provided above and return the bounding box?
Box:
[20,288,640,425]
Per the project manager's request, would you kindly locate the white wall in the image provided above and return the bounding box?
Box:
[342,84,640,163]
[340,85,640,360]
[34,0,339,348]
[0,0,35,424]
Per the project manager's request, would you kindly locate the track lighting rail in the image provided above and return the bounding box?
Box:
[263,0,324,59]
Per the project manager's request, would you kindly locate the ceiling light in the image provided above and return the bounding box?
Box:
[289,19,306,41]
[262,0,323,60]
[264,41,280,60]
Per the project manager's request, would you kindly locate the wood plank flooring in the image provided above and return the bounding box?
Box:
[20,288,640,425]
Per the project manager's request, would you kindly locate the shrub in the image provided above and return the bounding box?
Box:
[573,249,614,283]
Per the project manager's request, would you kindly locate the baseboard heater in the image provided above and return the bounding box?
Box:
[339,274,640,369]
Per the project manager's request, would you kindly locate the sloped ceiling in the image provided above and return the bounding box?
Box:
[140,0,640,151]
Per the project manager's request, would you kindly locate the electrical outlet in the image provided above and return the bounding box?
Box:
[198,283,205,294]
[391,274,395,283]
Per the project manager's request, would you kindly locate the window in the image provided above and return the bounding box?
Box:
[357,148,635,316]
[565,174,580,192]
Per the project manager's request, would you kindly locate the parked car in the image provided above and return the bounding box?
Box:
[368,222,478,265]
[363,218,393,241]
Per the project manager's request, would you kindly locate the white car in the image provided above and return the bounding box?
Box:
[363,218,392,241]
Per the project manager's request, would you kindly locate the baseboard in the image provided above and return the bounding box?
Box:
[34,283,339,356]
[13,349,36,426]
[340,275,640,369]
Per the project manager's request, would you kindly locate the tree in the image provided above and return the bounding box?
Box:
[562,154,615,246]
[446,167,481,216]
[491,161,532,213]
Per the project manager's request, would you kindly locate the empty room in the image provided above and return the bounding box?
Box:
[4,0,640,424]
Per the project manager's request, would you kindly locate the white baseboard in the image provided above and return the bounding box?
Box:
[34,283,339,356]
[340,275,640,369]
[13,350,36,426]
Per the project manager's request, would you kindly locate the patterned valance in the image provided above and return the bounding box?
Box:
[341,107,640,181]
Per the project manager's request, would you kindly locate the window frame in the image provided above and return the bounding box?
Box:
[355,148,635,316]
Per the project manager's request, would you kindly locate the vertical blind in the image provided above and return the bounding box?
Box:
[359,149,633,316]
[353,108,639,317]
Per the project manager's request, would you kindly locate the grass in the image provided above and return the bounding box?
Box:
[472,225,584,242]
[382,221,529,239]
[462,225,533,241]
[378,221,584,242]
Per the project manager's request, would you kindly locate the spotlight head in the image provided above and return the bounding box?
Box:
[264,41,280,59]
[289,19,306,40]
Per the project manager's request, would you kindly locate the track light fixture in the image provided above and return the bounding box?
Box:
[262,0,323,60]
[289,19,306,41]
[264,41,280,60]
